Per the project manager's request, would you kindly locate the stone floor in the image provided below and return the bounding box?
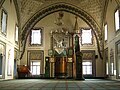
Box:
[0,79,120,90]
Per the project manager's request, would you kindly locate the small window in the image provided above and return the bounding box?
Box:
[81,29,92,45]
[104,24,108,41]
[31,29,42,45]
[15,24,18,42]
[1,9,8,35]
[115,9,120,31]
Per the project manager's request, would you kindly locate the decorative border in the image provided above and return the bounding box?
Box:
[0,0,5,9]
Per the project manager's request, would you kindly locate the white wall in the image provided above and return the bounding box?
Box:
[105,0,120,80]
[0,0,19,79]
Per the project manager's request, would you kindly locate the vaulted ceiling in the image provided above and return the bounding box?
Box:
[13,0,109,59]
[16,0,106,30]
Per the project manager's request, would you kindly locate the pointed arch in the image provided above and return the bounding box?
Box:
[20,2,103,59]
